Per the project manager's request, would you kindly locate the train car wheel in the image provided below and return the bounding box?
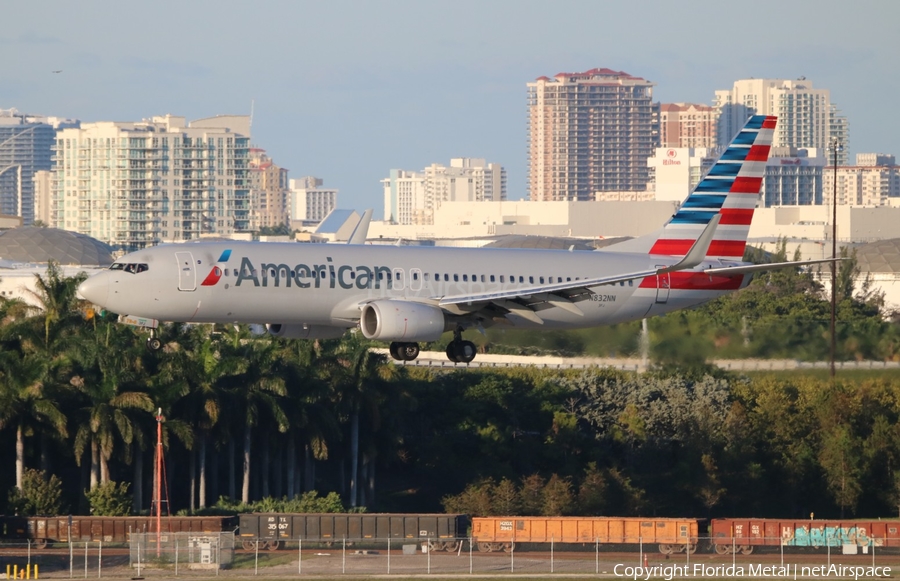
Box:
[241,540,257,551]
[33,538,48,549]
[658,543,674,554]
[713,543,729,555]
[502,542,514,553]
[267,540,280,551]
[477,542,492,552]
[686,543,698,554]
[445,541,461,552]
[740,545,753,555]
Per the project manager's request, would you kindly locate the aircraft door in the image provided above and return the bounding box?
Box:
[655,267,670,304]
[175,251,197,291]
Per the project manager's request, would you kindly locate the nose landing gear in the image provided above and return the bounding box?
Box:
[146,329,162,352]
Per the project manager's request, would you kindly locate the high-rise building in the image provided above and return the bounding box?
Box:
[383,158,506,225]
[823,155,899,206]
[0,109,56,224]
[713,78,849,165]
[659,103,718,148]
[290,177,337,224]
[53,114,251,251]
[647,147,717,203]
[32,170,52,225]
[248,148,290,229]
[762,147,826,207]
[527,69,659,201]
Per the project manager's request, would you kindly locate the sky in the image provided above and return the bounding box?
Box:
[2,0,898,219]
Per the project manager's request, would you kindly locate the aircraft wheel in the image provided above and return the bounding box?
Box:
[147,337,162,351]
[401,342,419,361]
[446,343,460,363]
[457,340,476,363]
[389,342,402,361]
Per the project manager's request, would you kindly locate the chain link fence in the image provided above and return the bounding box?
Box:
[2,535,900,577]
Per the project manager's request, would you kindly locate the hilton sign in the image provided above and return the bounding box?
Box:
[663,149,682,166]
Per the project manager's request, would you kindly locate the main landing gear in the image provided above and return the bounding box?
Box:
[389,341,420,361]
[446,328,476,364]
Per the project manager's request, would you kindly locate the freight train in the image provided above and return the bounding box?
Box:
[0,515,235,548]
[3,514,897,555]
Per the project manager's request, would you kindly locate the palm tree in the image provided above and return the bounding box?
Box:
[0,349,67,490]
[222,332,290,503]
[168,324,242,509]
[68,320,155,488]
[24,261,88,348]
[333,334,399,508]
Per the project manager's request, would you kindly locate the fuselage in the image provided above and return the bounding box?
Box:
[79,241,749,330]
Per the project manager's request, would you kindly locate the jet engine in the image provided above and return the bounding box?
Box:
[359,300,446,342]
[266,323,347,340]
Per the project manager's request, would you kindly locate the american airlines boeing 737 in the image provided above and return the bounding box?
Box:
[78,115,833,363]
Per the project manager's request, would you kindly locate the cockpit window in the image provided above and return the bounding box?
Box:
[111,263,149,274]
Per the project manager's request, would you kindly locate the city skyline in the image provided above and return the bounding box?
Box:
[2,0,897,218]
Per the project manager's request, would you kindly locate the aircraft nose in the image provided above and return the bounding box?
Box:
[77,272,109,306]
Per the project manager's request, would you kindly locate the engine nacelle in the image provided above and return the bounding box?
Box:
[266,323,347,340]
[360,300,446,342]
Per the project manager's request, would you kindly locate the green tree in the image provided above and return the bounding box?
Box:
[8,469,64,516]
[85,481,132,516]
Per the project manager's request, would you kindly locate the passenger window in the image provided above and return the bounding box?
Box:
[453,274,459,282]
[518,276,524,283]
[557,277,562,283]
[539,277,544,284]
[529,276,534,284]
[567,277,571,282]
[490,275,495,282]
[481,275,485,282]
[463,274,468,282]
[444,274,449,281]
[629,280,633,286]
[412,272,419,280]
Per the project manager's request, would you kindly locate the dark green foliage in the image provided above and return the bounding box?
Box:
[8,469,64,516]
[85,481,132,516]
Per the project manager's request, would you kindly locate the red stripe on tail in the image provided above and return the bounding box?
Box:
[718,208,754,225]
[745,145,770,162]
[762,116,778,129]
[649,239,746,257]
[731,176,763,193]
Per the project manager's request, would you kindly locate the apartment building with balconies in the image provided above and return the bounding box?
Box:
[52,114,251,251]
[527,69,659,201]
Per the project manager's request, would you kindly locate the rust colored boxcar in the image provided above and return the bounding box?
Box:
[0,516,235,548]
[710,518,900,554]
[237,513,468,551]
[471,516,699,554]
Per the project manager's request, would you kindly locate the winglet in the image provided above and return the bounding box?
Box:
[347,209,373,245]
[657,213,721,274]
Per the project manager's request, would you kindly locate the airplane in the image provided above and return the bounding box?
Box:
[78,115,837,363]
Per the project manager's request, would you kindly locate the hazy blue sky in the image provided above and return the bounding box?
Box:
[3,0,897,217]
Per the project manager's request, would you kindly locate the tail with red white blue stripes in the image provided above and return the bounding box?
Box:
[619,115,776,259]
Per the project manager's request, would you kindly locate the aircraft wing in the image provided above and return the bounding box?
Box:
[704,257,844,276]
[438,214,724,323]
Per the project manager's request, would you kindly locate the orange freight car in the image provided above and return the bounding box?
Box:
[471,517,700,554]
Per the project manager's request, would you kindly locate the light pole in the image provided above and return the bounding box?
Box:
[827,138,843,378]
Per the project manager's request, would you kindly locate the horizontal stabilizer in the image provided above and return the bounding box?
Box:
[704,257,846,276]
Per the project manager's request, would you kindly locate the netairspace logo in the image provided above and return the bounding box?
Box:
[613,563,891,580]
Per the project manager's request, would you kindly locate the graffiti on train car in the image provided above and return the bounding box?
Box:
[784,525,877,547]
